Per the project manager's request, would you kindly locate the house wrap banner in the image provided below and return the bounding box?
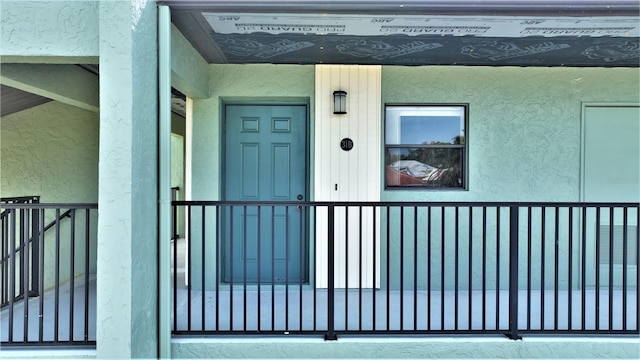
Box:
[204,13,639,38]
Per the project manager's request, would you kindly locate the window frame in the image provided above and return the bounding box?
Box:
[384,104,469,190]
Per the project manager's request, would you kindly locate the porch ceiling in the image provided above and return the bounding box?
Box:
[0,85,52,117]
[163,0,640,67]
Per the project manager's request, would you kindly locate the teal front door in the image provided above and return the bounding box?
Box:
[223,104,308,283]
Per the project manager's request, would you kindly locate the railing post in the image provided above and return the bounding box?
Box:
[325,204,337,341]
[507,206,522,340]
[30,197,40,297]
[18,208,25,299]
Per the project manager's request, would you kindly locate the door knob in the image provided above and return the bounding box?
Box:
[297,194,303,200]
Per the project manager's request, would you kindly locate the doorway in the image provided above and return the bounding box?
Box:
[582,105,639,287]
[223,104,308,283]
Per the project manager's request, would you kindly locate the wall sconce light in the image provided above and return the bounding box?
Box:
[333,90,347,114]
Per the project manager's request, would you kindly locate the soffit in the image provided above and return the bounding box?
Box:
[163,0,640,67]
[1,85,52,117]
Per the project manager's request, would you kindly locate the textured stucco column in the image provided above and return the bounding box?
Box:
[97,1,158,358]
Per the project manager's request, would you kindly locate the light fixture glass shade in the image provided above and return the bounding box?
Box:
[333,90,347,114]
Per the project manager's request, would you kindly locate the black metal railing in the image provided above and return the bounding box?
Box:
[1,196,41,304]
[171,187,180,241]
[0,203,98,346]
[171,201,639,339]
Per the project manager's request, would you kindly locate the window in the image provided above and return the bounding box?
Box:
[385,105,467,189]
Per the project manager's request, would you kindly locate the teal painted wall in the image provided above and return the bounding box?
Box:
[0,101,99,288]
[1,102,99,202]
[381,66,640,202]
[379,66,640,290]
[0,1,98,63]
[171,25,209,99]
[188,64,314,290]
[192,64,315,201]
[189,65,639,291]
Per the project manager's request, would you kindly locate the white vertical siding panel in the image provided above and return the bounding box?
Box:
[315,65,381,288]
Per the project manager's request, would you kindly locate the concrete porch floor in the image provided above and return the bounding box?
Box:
[1,237,637,346]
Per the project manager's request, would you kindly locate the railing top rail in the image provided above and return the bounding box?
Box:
[0,203,98,210]
[0,196,40,203]
[173,200,640,208]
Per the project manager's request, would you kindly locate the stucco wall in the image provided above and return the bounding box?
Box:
[187,64,314,289]
[1,101,99,287]
[189,64,639,291]
[380,66,640,289]
[1,101,99,202]
[191,65,639,203]
[0,1,99,62]
[191,64,315,201]
[381,66,640,202]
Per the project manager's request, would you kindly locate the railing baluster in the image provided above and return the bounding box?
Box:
[468,206,473,331]
[454,206,459,331]
[2,211,6,306]
[172,205,178,332]
[30,204,39,301]
[257,205,262,332]
[541,207,546,331]
[636,207,639,332]
[243,205,247,332]
[69,209,76,341]
[608,207,614,331]
[299,204,304,332]
[441,206,445,331]
[527,207,532,331]
[8,209,16,343]
[496,207,500,330]
[285,205,290,333]
[507,206,521,340]
[427,206,431,331]
[386,206,390,331]
[23,206,30,342]
[325,204,336,340]
[482,207,486,331]
[554,207,559,331]
[312,206,317,332]
[413,206,418,332]
[83,209,90,342]
[581,206,587,331]
[270,205,275,331]
[187,205,193,331]
[568,207,573,330]
[345,206,349,331]
[399,206,404,331]
[39,209,46,342]
[299,204,304,331]
[201,206,206,332]
[215,205,220,332]
[372,206,377,331]
[229,205,234,331]
[19,208,25,303]
[622,207,627,331]
[359,206,363,332]
[595,207,600,330]
[54,209,60,342]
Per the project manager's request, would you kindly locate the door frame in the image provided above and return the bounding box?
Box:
[220,100,311,284]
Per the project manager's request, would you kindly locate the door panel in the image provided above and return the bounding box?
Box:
[224,105,307,283]
[583,105,639,288]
